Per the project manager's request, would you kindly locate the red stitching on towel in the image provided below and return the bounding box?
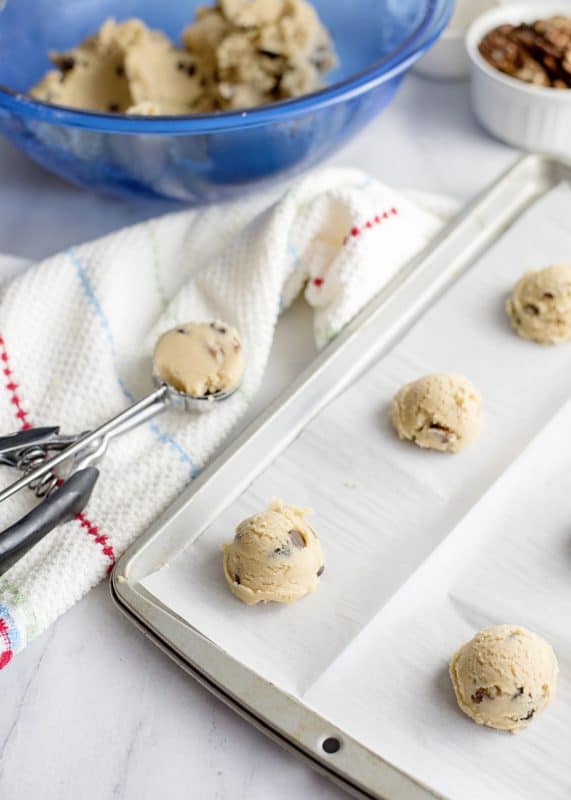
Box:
[0,617,13,669]
[0,334,115,570]
[343,207,399,245]
[76,513,115,572]
[0,337,31,430]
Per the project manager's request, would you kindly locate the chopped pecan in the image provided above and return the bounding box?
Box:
[428,423,456,445]
[289,530,306,548]
[479,16,571,88]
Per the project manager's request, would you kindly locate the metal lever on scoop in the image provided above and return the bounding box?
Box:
[0,427,62,460]
[0,427,87,497]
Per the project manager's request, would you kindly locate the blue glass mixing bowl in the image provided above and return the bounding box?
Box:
[0,0,453,202]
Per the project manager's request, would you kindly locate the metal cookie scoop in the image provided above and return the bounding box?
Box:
[0,322,243,571]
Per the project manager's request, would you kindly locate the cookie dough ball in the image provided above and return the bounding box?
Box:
[153,321,244,397]
[450,625,558,732]
[223,500,324,605]
[391,373,482,453]
[507,264,571,344]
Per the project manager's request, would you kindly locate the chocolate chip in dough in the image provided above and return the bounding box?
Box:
[310,43,332,70]
[259,49,281,60]
[471,688,487,704]
[54,55,76,74]
[177,60,197,76]
[471,686,500,704]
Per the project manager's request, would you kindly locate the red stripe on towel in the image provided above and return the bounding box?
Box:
[0,334,115,569]
[0,617,13,669]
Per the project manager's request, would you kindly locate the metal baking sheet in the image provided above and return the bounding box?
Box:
[111,155,571,800]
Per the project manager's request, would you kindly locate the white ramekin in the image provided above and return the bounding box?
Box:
[467,1,571,155]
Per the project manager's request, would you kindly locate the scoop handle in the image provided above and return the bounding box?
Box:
[0,385,168,505]
[0,467,99,573]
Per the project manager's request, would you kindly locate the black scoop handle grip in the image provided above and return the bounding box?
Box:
[0,467,99,573]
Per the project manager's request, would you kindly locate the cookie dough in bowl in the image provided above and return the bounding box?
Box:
[183,0,337,110]
[222,500,325,605]
[29,0,336,114]
[391,373,482,453]
[506,264,571,344]
[30,19,211,115]
[30,19,141,114]
[450,624,558,732]
[153,321,244,398]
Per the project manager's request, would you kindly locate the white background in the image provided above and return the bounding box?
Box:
[0,75,517,799]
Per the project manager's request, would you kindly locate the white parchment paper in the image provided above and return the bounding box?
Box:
[143,183,571,800]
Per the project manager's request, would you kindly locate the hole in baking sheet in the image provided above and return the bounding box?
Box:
[322,736,341,754]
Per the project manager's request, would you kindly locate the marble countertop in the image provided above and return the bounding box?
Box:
[0,75,516,800]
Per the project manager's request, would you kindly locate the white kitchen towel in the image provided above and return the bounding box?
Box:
[0,168,456,669]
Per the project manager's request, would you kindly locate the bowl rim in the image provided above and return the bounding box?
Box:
[466,0,571,102]
[0,0,453,134]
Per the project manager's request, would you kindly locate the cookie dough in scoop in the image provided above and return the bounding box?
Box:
[223,500,324,605]
[153,321,244,398]
[450,625,558,732]
[391,373,482,453]
[507,264,571,344]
